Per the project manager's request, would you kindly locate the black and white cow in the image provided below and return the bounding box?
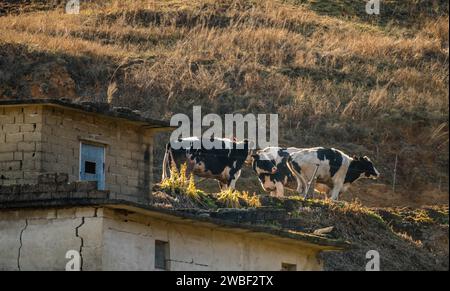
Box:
[287,147,380,200]
[162,137,252,190]
[251,147,300,197]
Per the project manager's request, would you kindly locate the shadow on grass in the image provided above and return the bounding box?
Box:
[0,42,114,101]
[285,0,449,30]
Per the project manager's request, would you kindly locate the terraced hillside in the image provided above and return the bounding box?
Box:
[0,0,448,206]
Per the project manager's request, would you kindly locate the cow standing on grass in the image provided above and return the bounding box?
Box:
[162,137,252,190]
[251,147,300,197]
[287,147,380,200]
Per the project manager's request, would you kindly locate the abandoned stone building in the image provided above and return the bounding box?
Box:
[0,98,172,202]
[0,99,348,271]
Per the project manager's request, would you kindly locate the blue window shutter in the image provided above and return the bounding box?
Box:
[80,143,105,190]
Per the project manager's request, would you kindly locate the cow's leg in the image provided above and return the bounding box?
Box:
[275,182,284,197]
[295,178,302,193]
[329,182,344,201]
[162,146,170,180]
[227,169,241,190]
[218,181,227,191]
[330,172,346,201]
[185,158,196,179]
[294,175,307,196]
[305,164,320,198]
[299,175,309,197]
[336,184,351,200]
[306,178,316,199]
[287,160,306,196]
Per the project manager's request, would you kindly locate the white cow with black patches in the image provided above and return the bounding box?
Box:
[162,137,252,191]
[287,147,380,200]
[251,147,300,197]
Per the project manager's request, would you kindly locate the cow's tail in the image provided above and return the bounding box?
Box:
[162,143,171,181]
[286,157,307,196]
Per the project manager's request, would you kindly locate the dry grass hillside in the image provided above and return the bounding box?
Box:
[0,0,448,206]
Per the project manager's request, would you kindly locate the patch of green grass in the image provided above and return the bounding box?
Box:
[201,194,219,209]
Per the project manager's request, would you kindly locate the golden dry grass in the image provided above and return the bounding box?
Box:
[0,0,448,196]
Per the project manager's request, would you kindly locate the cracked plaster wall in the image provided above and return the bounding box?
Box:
[0,207,323,271]
[0,207,103,271]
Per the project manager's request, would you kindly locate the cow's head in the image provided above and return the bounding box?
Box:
[354,156,380,179]
[251,152,278,175]
[257,174,277,192]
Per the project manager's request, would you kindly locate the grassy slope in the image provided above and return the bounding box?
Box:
[0,0,448,205]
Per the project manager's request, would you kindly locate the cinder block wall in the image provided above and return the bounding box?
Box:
[1,104,155,202]
[0,105,44,185]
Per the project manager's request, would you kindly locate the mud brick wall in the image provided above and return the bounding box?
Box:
[1,104,156,202]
